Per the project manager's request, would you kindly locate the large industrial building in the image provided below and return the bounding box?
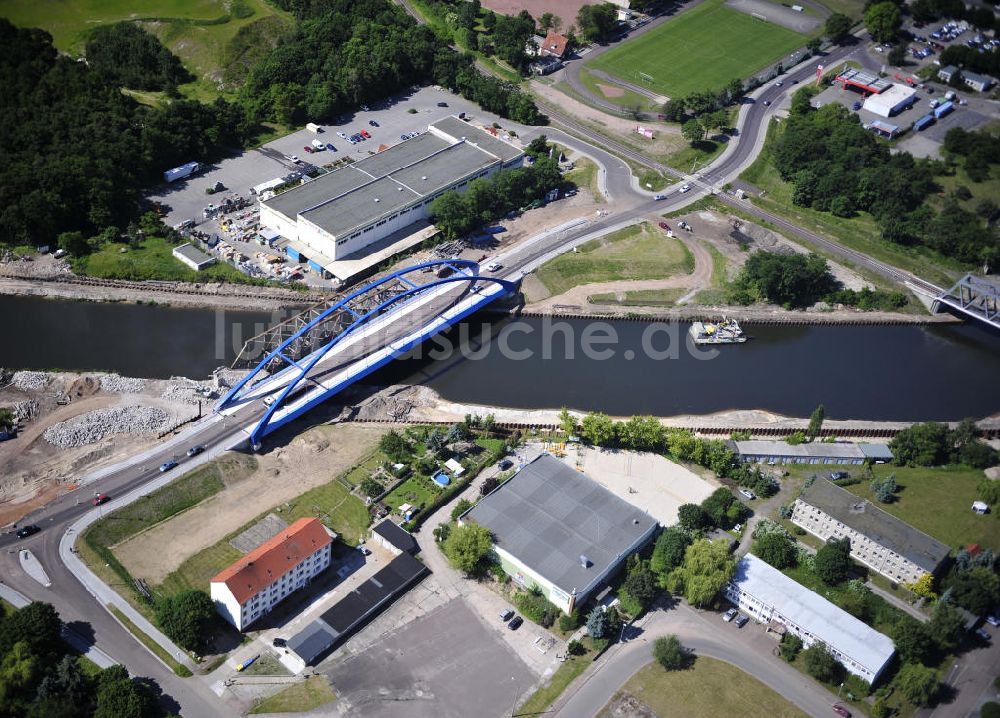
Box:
[259,117,523,280]
[863,84,918,118]
[726,555,895,683]
[791,479,950,585]
[460,454,658,614]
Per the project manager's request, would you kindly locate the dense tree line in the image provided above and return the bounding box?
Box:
[662,80,744,124]
[85,23,192,92]
[939,45,1000,79]
[576,3,618,42]
[0,20,252,249]
[772,93,1000,266]
[0,601,168,718]
[889,419,998,468]
[429,155,562,238]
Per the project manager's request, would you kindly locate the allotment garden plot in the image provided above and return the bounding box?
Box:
[587,0,808,99]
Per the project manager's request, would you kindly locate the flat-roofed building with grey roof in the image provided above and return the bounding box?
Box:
[792,479,950,585]
[259,118,523,277]
[172,242,216,271]
[725,555,895,683]
[732,440,892,465]
[460,453,658,614]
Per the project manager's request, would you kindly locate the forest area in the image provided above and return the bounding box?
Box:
[0,0,543,252]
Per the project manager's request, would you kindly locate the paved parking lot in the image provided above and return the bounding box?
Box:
[324,597,536,718]
[147,85,522,231]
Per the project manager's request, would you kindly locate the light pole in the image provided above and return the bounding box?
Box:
[837,682,844,699]
[510,676,520,718]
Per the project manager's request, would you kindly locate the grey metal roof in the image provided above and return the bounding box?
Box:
[173,243,214,265]
[432,116,524,163]
[287,619,337,665]
[463,454,655,596]
[859,444,893,460]
[733,555,895,675]
[301,175,423,239]
[798,479,950,570]
[372,518,419,554]
[735,440,866,459]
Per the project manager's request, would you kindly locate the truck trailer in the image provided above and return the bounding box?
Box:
[914,114,935,131]
[933,101,954,119]
[163,162,200,183]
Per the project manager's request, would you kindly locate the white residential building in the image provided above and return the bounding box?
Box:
[791,479,949,585]
[726,555,896,684]
[210,517,333,631]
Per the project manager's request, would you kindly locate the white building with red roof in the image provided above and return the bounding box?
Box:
[210,517,333,631]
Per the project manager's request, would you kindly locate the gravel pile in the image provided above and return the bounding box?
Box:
[12,371,51,391]
[12,400,38,423]
[43,405,169,448]
[161,381,213,404]
[97,374,147,393]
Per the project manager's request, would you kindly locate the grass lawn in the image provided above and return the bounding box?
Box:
[242,652,291,676]
[384,476,440,513]
[589,287,687,307]
[108,605,192,677]
[340,451,387,487]
[605,657,808,718]
[565,158,603,202]
[741,122,971,288]
[3,0,291,99]
[249,676,336,714]
[518,649,594,714]
[72,237,277,285]
[579,68,659,110]
[535,223,694,296]
[158,540,244,597]
[815,0,867,18]
[930,161,1000,216]
[588,0,808,99]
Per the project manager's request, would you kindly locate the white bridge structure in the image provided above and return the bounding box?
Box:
[933,274,1000,330]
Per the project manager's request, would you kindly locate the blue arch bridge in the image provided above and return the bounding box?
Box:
[216,259,517,449]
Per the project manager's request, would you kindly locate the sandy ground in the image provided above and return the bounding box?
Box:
[481,0,589,29]
[524,209,871,313]
[554,443,718,525]
[113,424,385,583]
[0,371,218,527]
[597,83,626,98]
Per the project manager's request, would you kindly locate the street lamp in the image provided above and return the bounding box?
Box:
[510,676,520,718]
[837,682,844,698]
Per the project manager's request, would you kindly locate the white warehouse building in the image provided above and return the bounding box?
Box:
[863,84,918,118]
[259,117,524,278]
[725,555,895,684]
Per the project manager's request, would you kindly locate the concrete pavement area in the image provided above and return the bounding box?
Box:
[325,597,535,718]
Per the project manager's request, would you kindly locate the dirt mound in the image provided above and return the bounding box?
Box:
[599,692,660,718]
[67,376,100,399]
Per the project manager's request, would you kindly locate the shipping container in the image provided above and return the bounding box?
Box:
[914,114,935,131]
[163,162,200,183]
[933,101,954,118]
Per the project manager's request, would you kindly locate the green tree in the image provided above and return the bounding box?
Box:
[451,498,474,522]
[927,603,966,654]
[896,663,939,706]
[814,538,852,585]
[0,641,40,712]
[586,606,610,639]
[443,523,493,574]
[617,416,665,452]
[890,422,952,466]
[807,404,825,439]
[56,231,89,257]
[753,532,798,569]
[576,3,617,42]
[825,13,852,43]
[668,539,735,607]
[94,665,156,718]
[650,527,692,584]
[378,430,410,462]
[980,703,1000,718]
[620,558,658,615]
[887,42,908,67]
[653,635,688,670]
[803,642,843,683]
[891,616,934,664]
[360,477,383,498]
[155,590,215,651]
[871,474,898,503]
[949,567,1000,615]
[558,408,576,435]
[581,412,615,446]
[864,2,901,44]
[780,633,803,661]
[681,118,705,144]
[677,503,709,532]
[0,602,63,657]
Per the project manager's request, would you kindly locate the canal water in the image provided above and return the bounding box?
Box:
[2,295,999,420]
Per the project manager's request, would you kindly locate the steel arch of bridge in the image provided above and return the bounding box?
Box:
[216,259,516,448]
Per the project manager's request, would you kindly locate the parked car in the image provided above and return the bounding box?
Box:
[658,221,671,231]
[369,120,379,127]
[499,608,514,622]
[326,143,337,152]
[986,615,999,627]
[400,134,409,140]
[359,546,371,556]
[734,613,750,628]
[508,616,524,630]
[16,525,40,539]
[852,101,862,111]
[361,104,370,111]
[303,146,313,153]
[498,458,513,471]
[723,608,738,622]
[832,705,851,718]
[739,488,756,500]
[360,129,371,139]
[159,460,178,473]
[437,101,449,107]
[830,471,850,481]
[337,131,347,138]
[186,445,204,458]
[272,637,287,648]
[92,494,110,506]
[975,627,991,641]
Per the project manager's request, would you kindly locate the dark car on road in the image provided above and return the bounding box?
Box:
[734,613,750,627]
[508,615,524,630]
[272,637,287,647]
[16,525,40,539]
[186,445,204,458]
[92,494,110,506]
[159,460,178,473]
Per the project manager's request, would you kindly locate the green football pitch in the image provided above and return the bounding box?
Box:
[587,0,808,99]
